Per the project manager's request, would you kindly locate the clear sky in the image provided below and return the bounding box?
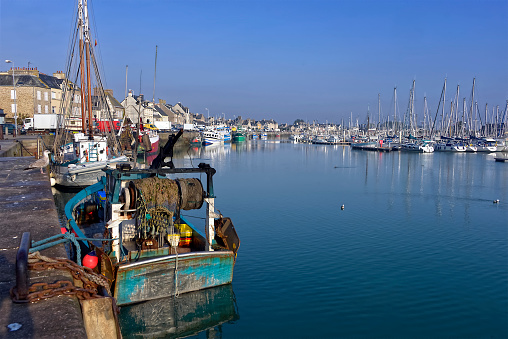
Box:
[1,0,507,124]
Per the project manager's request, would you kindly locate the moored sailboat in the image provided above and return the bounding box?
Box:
[51,0,130,188]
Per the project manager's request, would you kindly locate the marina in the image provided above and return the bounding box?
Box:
[0,0,507,337]
[1,136,507,338]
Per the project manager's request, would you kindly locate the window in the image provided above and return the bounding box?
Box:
[44,92,48,101]
[38,105,42,113]
[45,105,49,114]
[52,106,56,114]
[51,92,56,99]
[11,89,16,99]
[37,91,41,100]
[11,104,17,113]
[74,94,80,103]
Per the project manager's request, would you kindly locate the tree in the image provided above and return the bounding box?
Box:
[293,119,304,125]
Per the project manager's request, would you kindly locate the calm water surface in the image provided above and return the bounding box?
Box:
[54,141,508,338]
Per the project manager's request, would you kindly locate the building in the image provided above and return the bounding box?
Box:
[0,68,65,123]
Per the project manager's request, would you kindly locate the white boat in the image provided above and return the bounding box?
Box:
[400,141,434,153]
[289,134,301,143]
[261,133,268,141]
[202,130,224,146]
[52,133,130,187]
[465,144,477,152]
[434,142,467,152]
[476,139,498,152]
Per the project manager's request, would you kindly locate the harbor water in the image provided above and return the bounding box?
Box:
[53,141,508,338]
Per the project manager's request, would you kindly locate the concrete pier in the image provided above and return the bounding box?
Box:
[0,156,87,338]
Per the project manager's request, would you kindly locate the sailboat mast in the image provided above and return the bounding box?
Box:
[153,45,158,104]
[470,78,475,136]
[125,65,128,102]
[83,0,93,136]
[78,0,87,133]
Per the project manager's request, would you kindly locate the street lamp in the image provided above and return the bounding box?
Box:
[5,60,17,137]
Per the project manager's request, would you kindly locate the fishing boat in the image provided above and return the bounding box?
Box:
[232,127,246,142]
[137,125,160,165]
[51,0,130,188]
[202,130,224,146]
[64,130,240,306]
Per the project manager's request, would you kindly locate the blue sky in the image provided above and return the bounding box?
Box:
[1,0,507,124]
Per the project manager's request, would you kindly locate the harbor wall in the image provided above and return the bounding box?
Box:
[0,157,119,338]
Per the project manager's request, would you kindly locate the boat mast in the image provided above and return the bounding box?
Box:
[83,0,94,136]
[78,0,87,133]
[393,87,397,135]
[469,78,475,136]
[152,45,158,104]
[125,65,128,103]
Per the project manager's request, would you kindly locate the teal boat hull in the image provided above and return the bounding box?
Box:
[114,251,235,305]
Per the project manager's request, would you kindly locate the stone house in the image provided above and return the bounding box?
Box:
[0,68,66,124]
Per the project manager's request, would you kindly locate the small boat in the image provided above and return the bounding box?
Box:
[64,130,240,306]
[289,134,300,143]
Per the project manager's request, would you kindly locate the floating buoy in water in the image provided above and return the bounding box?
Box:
[83,251,98,269]
[341,204,345,210]
[493,199,500,204]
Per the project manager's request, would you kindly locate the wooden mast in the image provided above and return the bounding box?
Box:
[83,0,93,136]
[78,0,87,133]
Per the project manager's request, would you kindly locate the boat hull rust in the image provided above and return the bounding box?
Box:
[114,251,235,305]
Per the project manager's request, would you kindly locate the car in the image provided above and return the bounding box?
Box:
[143,123,159,131]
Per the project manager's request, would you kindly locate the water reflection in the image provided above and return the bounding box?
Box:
[119,284,239,339]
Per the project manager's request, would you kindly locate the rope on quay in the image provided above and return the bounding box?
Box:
[30,232,117,266]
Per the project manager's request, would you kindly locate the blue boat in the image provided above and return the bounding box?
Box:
[65,130,240,305]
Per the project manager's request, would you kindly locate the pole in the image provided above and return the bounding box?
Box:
[152,45,157,103]
[5,60,17,136]
[13,65,16,137]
